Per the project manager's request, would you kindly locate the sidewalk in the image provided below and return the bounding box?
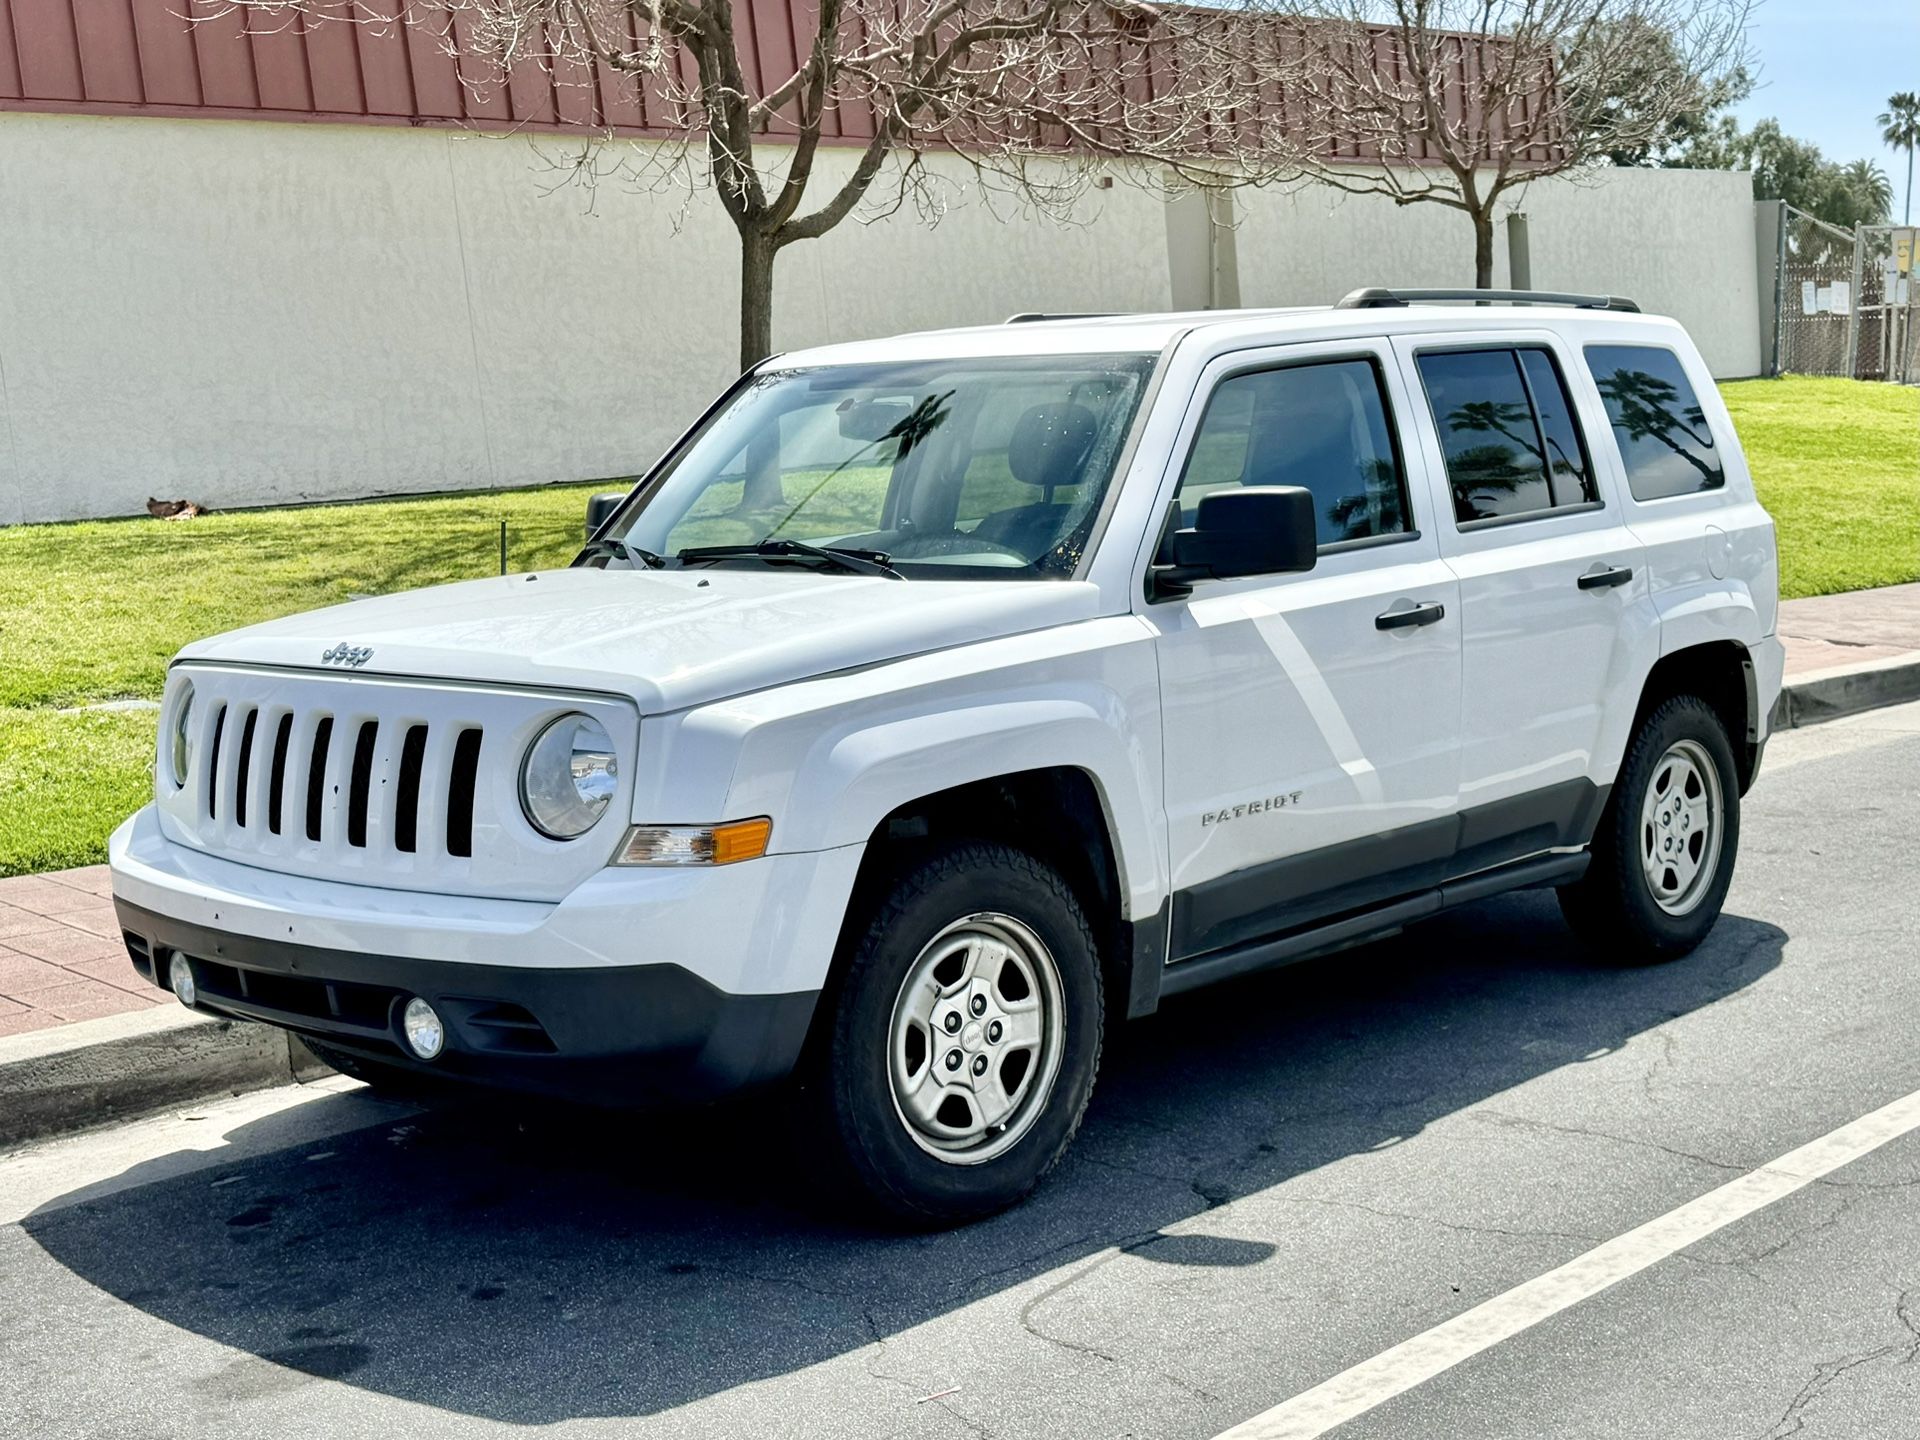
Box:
[3,582,1919,1074]
[1778,581,1920,677]
[0,867,161,1038]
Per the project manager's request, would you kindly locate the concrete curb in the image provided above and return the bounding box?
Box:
[1772,651,1920,732]
[0,1004,327,1149]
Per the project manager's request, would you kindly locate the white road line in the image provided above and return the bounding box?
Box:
[1214,1084,1920,1440]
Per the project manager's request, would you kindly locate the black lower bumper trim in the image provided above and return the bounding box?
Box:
[114,898,820,1105]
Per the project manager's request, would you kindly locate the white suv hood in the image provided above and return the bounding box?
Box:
[176,568,1103,712]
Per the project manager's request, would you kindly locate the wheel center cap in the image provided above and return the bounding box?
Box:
[961,1020,986,1052]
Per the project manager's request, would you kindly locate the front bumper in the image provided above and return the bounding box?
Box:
[110,807,865,1103]
[116,898,816,1102]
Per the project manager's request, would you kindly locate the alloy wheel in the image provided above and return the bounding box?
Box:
[884,912,1065,1165]
[1638,738,1724,916]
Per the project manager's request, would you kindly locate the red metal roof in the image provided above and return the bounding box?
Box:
[0,0,853,135]
[0,0,1551,164]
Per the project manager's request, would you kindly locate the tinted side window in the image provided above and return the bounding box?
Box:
[1518,350,1596,507]
[1584,344,1725,500]
[1174,358,1408,547]
[1417,348,1598,524]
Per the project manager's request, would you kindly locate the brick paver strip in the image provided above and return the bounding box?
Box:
[0,874,110,917]
[28,979,153,1023]
[0,952,79,995]
[0,865,165,1026]
[40,907,123,940]
[0,904,53,940]
[0,1009,65,1038]
[61,953,167,994]
[2,926,123,967]
[1778,582,1920,679]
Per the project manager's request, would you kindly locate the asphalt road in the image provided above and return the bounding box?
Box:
[5,700,1920,1440]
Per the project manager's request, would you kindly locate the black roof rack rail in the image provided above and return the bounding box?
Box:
[1336,287,1641,314]
[1003,312,1119,324]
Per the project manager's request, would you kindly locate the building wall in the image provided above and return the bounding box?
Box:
[1232,166,1763,380]
[0,110,1759,524]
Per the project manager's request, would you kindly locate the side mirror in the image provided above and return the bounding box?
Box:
[1152,486,1317,598]
[585,491,626,541]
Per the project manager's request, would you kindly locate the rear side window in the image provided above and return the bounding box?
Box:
[1174,358,1409,547]
[1584,344,1725,500]
[1416,347,1597,525]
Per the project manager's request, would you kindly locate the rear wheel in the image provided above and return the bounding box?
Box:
[812,842,1104,1226]
[1560,694,1740,962]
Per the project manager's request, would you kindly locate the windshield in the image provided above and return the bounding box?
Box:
[608,354,1156,579]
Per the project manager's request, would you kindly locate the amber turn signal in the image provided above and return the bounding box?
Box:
[613,817,773,867]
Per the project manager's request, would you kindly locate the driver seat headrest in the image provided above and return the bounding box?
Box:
[1007,403,1099,498]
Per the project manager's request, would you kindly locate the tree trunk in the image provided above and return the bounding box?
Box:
[1472,209,1496,289]
[739,229,778,372]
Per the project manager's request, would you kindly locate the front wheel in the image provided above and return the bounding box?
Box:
[1560,694,1741,962]
[812,842,1104,1226]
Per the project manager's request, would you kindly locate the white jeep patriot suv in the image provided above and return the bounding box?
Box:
[111,289,1782,1223]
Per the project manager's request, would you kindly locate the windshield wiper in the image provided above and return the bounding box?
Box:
[677,539,905,581]
[574,536,666,569]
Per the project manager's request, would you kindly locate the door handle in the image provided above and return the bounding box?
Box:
[1578,563,1633,591]
[1375,601,1445,631]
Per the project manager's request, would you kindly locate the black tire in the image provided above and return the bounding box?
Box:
[811,842,1104,1227]
[299,1036,454,1099]
[1559,694,1741,963]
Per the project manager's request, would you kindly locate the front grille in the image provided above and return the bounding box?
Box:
[158,665,638,901]
[198,700,483,860]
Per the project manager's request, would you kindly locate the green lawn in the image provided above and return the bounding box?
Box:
[1720,377,1920,600]
[1,377,1913,878]
[0,481,616,876]
[0,708,158,880]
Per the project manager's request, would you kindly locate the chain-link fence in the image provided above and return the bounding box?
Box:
[1854,224,1920,385]
[1768,206,1920,384]
[1774,206,1859,378]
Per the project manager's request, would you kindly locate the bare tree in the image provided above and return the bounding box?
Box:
[204,0,1280,368]
[1241,0,1753,287]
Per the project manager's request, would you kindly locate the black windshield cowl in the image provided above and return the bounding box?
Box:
[575,537,667,569]
[677,539,906,581]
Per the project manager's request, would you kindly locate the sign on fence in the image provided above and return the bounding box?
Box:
[1771,208,1918,384]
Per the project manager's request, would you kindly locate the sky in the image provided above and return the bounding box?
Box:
[1732,0,1920,191]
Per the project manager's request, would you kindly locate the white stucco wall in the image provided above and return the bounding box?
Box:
[1232,166,1762,380]
[1511,167,1760,379]
[0,113,1174,524]
[0,110,1758,524]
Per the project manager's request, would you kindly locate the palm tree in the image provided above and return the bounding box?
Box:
[1880,92,1920,226]
[1837,159,1894,226]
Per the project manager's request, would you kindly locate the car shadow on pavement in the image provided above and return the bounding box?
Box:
[23,891,1785,1423]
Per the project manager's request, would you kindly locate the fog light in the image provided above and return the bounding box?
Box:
[401,997,445,1060]
[168,953,197,1008]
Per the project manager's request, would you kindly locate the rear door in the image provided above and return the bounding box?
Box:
[1141,339,1464,962]
[1392,330,1659,868]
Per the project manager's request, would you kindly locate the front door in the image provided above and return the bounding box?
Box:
[1142,340,1464,963]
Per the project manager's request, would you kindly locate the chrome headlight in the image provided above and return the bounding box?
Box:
[168,681,194,788]
[519,713,618,840]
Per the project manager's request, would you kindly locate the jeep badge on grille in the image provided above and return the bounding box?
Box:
[320,644,374,668]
